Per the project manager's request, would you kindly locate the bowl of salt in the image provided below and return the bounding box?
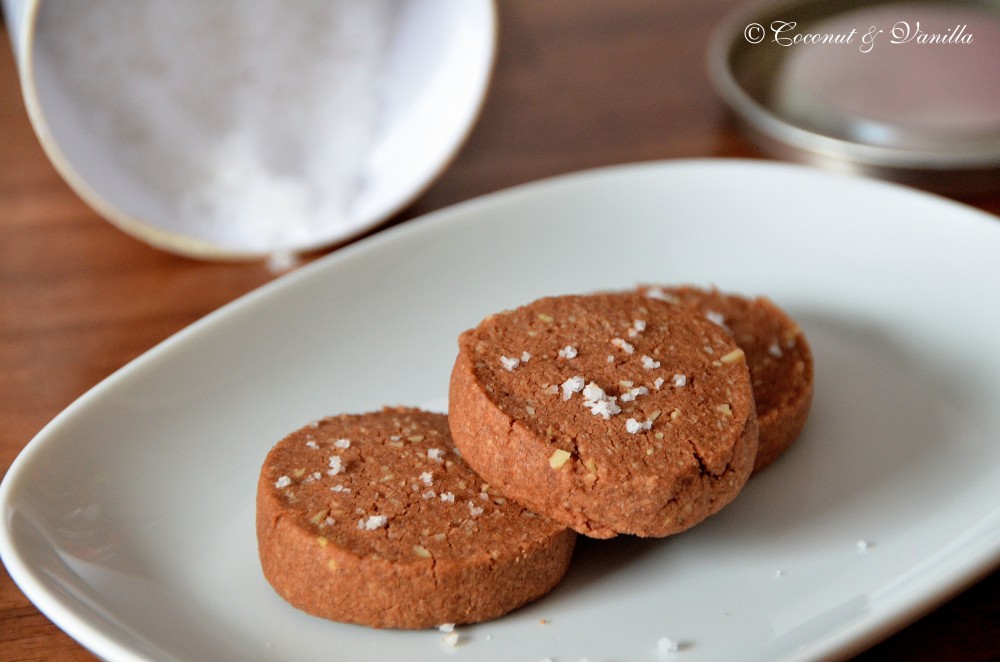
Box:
[5,0,496,260]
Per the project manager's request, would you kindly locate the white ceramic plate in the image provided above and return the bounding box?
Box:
[12,0,496,258]
[2,160,999,661]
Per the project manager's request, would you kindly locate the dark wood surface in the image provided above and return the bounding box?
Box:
[1,1,997,660]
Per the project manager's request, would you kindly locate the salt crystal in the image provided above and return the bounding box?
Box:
[620,386,648,402]
[274,475,292,488]
[327,455,343,475]
[427,448,444,463]
[558,345,578,359]
[581,382,622,419]
[500,355,520,371]
[360,515,387,530]
[266,250,299,274]
[43,1,401,252]
[643,287,679,303]
[706,310,726,327]
[561,375,586,400]
[625,418,653,434]
[641,355,661,370]
[657,636,680,654]
[334,438,351,449]
[582,382,606,401]
[611,338,635,354]
[586,399,620,419]
[672,374,687,388]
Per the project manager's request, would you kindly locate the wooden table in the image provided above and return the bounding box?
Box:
[1,1,997,659]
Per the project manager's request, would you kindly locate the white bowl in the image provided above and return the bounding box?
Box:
[5,0,497,258]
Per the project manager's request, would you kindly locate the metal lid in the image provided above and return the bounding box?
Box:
[709,0,1000,194]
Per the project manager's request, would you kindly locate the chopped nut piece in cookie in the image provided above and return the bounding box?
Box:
[259,409,574,629]
[449,293,757,538]
[549,449,572,469]
[635,285,814,474]
[720,348,746,364]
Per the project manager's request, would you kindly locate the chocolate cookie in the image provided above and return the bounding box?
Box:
[448,294,758,539]
[641,285,814,472]
[257,408,575,629]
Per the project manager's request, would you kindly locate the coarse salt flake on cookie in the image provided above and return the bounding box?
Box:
[639,285,814,473]
[448,293,758,539]
[257,408,575,629]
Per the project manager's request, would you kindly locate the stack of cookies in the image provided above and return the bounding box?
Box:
[256,286,814,629]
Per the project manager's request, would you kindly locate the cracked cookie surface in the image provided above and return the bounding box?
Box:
[257,408,575,629]
[448,294,758,539]
[640,285,814,473]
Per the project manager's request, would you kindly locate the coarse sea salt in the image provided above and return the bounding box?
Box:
[625,417,653,434]
[582,382,622,419]
[41,0,399,253]
[558,345,578,359]
[611,338,635,354]
[500,355,521,372]
[657,636,680,654]
[359,515,388,530]
[561,375,586,400]
[327,455,343,475]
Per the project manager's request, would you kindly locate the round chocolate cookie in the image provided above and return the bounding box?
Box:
[448,294,758,539]
[257,408,575,629]
[641,285,814,473]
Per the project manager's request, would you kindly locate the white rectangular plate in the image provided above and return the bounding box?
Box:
[2,159,999,661]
